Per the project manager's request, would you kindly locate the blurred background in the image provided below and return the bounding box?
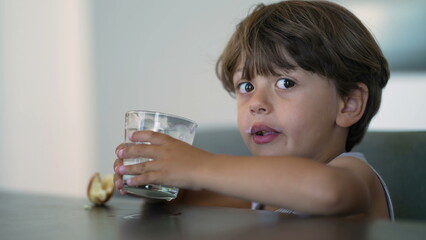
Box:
[1,0,425,197]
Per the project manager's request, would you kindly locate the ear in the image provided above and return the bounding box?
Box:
[336,83,369,128]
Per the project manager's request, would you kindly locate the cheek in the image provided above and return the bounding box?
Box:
[285,100,336,136]
[236,98,247,124]
[237,109,247,134]
[236,101,253,146]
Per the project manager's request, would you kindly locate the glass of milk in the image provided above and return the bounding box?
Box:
[123,110,198,201]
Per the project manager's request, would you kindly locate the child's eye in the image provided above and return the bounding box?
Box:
[276,78,295,89]
[237,82,254,93]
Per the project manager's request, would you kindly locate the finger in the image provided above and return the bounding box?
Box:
[113,172,119,183]
[117,161,150,175]
[119,159,164,177]
[113,158,123,172]
[115,143,133,158]
[130,130,173,144]
[113,172,124,193]
[114,176,123,189]
[126,171,162,187]
[117,143,162,159]
[115,143,127,155]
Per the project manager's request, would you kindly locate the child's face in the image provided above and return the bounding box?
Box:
[233,65,344,161]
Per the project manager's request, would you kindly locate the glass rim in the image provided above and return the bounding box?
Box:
[126,110,198,126]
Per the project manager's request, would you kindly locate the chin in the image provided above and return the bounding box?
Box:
[249,146,289,157]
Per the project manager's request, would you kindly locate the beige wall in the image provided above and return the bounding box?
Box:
[0,0,96,197]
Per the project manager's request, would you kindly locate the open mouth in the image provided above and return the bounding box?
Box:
[247,124,282,144]
[248,124,281,135]
[254,130,271,136]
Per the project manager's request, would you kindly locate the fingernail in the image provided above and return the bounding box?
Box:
[118,165,126,174]
[117,149,124,158]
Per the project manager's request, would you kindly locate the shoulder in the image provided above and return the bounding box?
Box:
[328,152,369,171]
[329,152,393,219]
[328,152,377,187]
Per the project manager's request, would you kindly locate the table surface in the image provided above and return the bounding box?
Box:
[1,191,426,240]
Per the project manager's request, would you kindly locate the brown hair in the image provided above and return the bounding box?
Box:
[216,0,389,151]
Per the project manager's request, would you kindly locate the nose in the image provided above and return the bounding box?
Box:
[250,103,267,114]
[249,89,271,115]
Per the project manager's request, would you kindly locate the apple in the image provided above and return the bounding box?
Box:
[87,173,115,205]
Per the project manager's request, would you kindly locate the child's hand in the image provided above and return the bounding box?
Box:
[114,130,213,191]
[113,143,127,195]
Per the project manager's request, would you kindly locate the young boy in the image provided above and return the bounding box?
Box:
[113,0,393,220]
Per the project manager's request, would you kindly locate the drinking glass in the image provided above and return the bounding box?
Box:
[123,110,198,201]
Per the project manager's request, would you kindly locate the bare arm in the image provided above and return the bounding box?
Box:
[114,131,372,216]
[193,154,371,215]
